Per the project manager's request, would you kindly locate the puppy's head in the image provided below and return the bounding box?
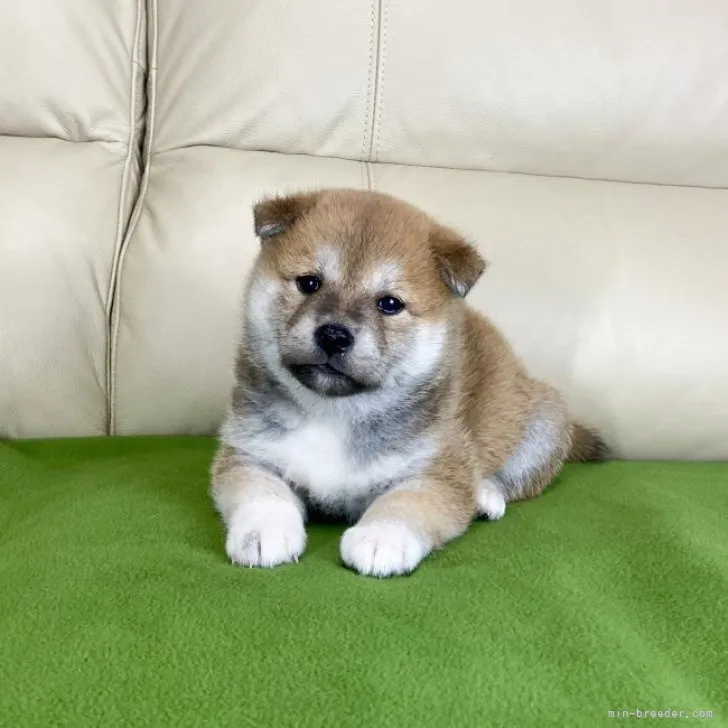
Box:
[246,189,485,398]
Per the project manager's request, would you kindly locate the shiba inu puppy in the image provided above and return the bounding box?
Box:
[211,189,604,577]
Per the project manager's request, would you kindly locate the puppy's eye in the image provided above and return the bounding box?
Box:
[295,275,321,294]
[377,296,405,315]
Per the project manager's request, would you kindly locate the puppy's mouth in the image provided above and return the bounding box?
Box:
[287,361,368,397]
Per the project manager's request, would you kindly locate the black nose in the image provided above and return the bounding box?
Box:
[314,324,354,356]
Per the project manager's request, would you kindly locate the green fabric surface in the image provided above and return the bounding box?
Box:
[0,437,725,728]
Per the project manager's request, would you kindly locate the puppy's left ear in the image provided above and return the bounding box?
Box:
[253,192,319,241]
[430,224,486,297]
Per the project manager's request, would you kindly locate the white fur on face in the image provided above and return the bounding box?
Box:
[245,271,322,404]
[366,260,402,293]
[348,326,379,365]
[316,245,341,283]
[246,261,448,400]
[340,520,431,577]
[387,319,447,387]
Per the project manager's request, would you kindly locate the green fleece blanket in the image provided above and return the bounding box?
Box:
[0,438,725,727]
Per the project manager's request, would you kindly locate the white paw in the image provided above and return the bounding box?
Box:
[476,480,506,521]
[225,499,306,568]
[340,520,429,578]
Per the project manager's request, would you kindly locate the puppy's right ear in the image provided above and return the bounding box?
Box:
[253,192,319,241]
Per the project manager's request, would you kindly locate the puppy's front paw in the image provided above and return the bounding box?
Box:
[340,521,429,578]
[226,500,306,568]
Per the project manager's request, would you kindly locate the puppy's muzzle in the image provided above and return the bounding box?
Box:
[314,324,354,357]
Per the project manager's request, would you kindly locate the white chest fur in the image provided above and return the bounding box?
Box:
[234,416,433,515]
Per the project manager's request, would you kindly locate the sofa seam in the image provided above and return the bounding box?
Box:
[107,0,159,435]
[132,142,728,192]
[361,0,378,162]
[0,132,126,145]
[105,0,144,323]
[103,0,145,435]
[370,0,388,163]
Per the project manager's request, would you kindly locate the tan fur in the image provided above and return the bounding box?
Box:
[212,189,604,576]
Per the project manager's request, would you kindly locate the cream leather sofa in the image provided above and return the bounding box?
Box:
[1,5,727,726]
[2,0,727,458]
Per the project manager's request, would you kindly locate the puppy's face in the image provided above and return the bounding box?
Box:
[246,189,485,398]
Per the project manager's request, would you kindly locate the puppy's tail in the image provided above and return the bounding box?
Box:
[568,423,609,462]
